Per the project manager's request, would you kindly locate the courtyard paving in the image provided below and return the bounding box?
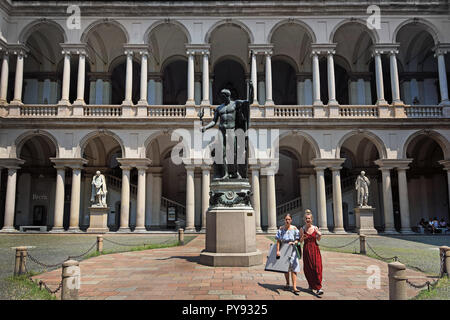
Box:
[32,234,434,300]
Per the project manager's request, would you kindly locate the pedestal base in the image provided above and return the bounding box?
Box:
[200,207,262,267]
[355,206,378,235]
[87,207,109,233]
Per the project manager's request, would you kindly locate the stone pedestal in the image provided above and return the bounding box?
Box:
[355,206,378,235]
[87,207,109,233]
[200,180,262,267]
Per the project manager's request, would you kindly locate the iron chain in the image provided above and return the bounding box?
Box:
[102,237,147,247]
[27,253,65,269]
[318,237,359,249]
[68,241,97,259]
[365,240,398,261]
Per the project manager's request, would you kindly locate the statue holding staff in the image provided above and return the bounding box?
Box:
[355,171,370,207]
[91,170,108,207]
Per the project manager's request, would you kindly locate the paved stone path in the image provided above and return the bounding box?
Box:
[34,235,433,300]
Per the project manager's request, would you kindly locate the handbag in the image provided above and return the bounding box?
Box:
[295,242,302,259]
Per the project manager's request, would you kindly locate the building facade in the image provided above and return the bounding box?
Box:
[0,0,449,234]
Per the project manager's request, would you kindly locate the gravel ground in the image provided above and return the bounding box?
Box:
[0,233,188,300]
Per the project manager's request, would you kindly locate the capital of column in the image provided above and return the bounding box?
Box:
[438,160,450,170]
[389,49,399,56]
[0,158,25,170]
[124,50,134,57]
[374,159,413,171]
[50,158,89,170]
[200,164,212,172]
[117,158,152,169]
[185,164,196,172]
[433,43,450,57]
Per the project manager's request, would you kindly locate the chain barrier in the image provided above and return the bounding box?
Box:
[318,237,359,249]
[403,250,446,292]
[365,240,398,262]
[24,260,63,295]
[68,241,97,260]
[103,237,148,247]
[27,253,65,269]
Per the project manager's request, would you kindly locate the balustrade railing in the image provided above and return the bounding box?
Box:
[339,105,378,117]
[276,197,301,216]
[274,105,313,118]
[84,105,122,117]
[405,105,443,118]
[147,106,186,117]
[19,105,58,117]
[1,103,447,119]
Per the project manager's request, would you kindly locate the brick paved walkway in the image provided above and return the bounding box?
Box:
[34,235,433,300]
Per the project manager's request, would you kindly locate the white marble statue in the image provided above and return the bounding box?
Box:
[355,171,370,207]
[91,171,107,207]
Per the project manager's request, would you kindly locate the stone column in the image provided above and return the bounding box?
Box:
[1,163,23,232]
[265,52,274,106]
[122,50,133,105]
[436,50,449,105]
[138,51,148,105]
[136,166,147,232]
[11,51,25,105]
[375,162,397,234]
[260,175,268,230]
[59,50,71,105]
[327,50,338,105]
[151,169,163,229]
[119,166,131,232]
[52,166,66,232]
[194,171,201,228]
[331,165,346,233]
[251,166,262,233]
[0,53,9,104]
[185,165,196,232]
[312,51,322,106]
[314,165,328,232]
[69,163,86,232]
[266,167,277,233]
[74,52,86,105]
[186,51,195,106]
[201,165,210,231]
[397,165,413,234]
[145,171,154,227]
[250,51,258,105]
[298,173,311,211]
[309,174,317,217]
[438,160,450,214]
[201,51,210,106]
[374,50,388,105]
[389,50,403,105]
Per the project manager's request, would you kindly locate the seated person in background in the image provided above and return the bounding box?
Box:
[428,218,436,234]
[433,217,440,233]
[439,218,447,228]
[419,218,427,228]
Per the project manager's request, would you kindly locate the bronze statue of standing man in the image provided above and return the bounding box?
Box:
[201,78,253,180]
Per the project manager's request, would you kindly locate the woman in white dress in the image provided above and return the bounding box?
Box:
[275,213,301,294]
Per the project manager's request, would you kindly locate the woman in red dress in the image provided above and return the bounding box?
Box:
[300,209,323,295]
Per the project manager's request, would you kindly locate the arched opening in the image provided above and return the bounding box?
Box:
[333,22,376,105]
[274,133,317,227]
[82,134,123,231]
[395,23,441,105]
[13,135,57,229]
[339,134,384,232]
[20,22,67,104]
[270,22,313,105]
[209,23,250,104]
[272,60,297,105]
[212,59,246,104]
[146,134,187,230]
[406,135,448,228]
[83,21,128,105]
[110,58,141,105]
[162,60,187,105]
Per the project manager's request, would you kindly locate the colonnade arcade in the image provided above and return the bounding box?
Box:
[0,128,449,234]
[0,18,449,108]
